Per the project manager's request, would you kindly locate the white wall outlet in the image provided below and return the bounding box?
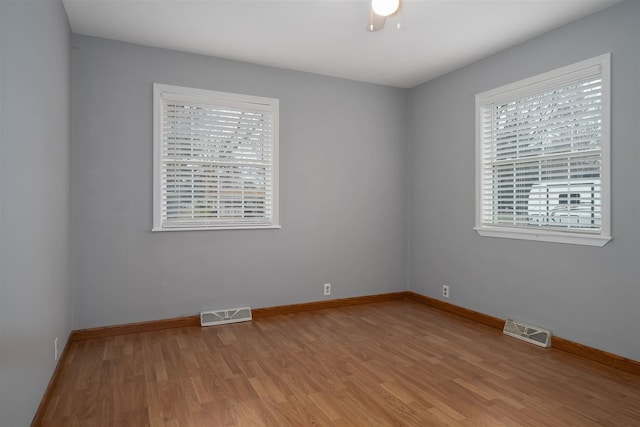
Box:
[324,283,331,296]
[54,337,59,361]
[442,284,450,298]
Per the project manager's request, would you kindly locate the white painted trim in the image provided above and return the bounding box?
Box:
[153,84,163,232]
[475,226,611,247]
[598,54,611,240]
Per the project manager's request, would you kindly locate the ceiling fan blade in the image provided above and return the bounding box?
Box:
[367,11,386,32]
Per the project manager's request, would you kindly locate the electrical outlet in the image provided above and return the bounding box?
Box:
[324,283,331,296]
[442,285,450,298]
[54,337,59,361]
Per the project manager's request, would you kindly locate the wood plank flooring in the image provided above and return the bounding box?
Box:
[38,301,640,426]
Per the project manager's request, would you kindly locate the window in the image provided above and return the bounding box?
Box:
[153,84,279,231]
[475,54,610,246]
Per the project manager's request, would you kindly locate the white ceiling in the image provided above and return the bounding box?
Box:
[62,0,621,88]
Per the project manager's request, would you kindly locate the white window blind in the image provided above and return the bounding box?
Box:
[475,54,610,246]
[153,84,279,231]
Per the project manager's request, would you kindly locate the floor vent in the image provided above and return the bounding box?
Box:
[200,307,252,327]
[503,319,551,348]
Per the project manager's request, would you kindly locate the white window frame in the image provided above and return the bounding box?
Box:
[475,54,611,246]
[153,84,280,231]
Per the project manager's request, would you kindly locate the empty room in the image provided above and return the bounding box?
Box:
[1,0,640,425]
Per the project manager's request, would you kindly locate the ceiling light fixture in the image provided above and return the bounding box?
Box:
[371,0,400,17]
[368,0,401,32]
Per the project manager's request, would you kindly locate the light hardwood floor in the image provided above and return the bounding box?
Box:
[38,301,640,426]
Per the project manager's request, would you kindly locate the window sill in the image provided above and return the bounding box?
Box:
[153,224,281,232]
[474,226,611,247]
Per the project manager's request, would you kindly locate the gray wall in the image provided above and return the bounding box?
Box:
[0,1,636,423]
[0,1,71,426]
[71,36,408,329]
[408,0,640,360]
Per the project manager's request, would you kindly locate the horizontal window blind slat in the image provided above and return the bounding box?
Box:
[480,64,603,104]
[162,162,271,170]
[493,82,602,113]
[163,123,271,135]
[493,114,602,140]
[483,149,601,166]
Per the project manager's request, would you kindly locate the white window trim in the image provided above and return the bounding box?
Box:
[474,54,611,247]
[153,84,280,232]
